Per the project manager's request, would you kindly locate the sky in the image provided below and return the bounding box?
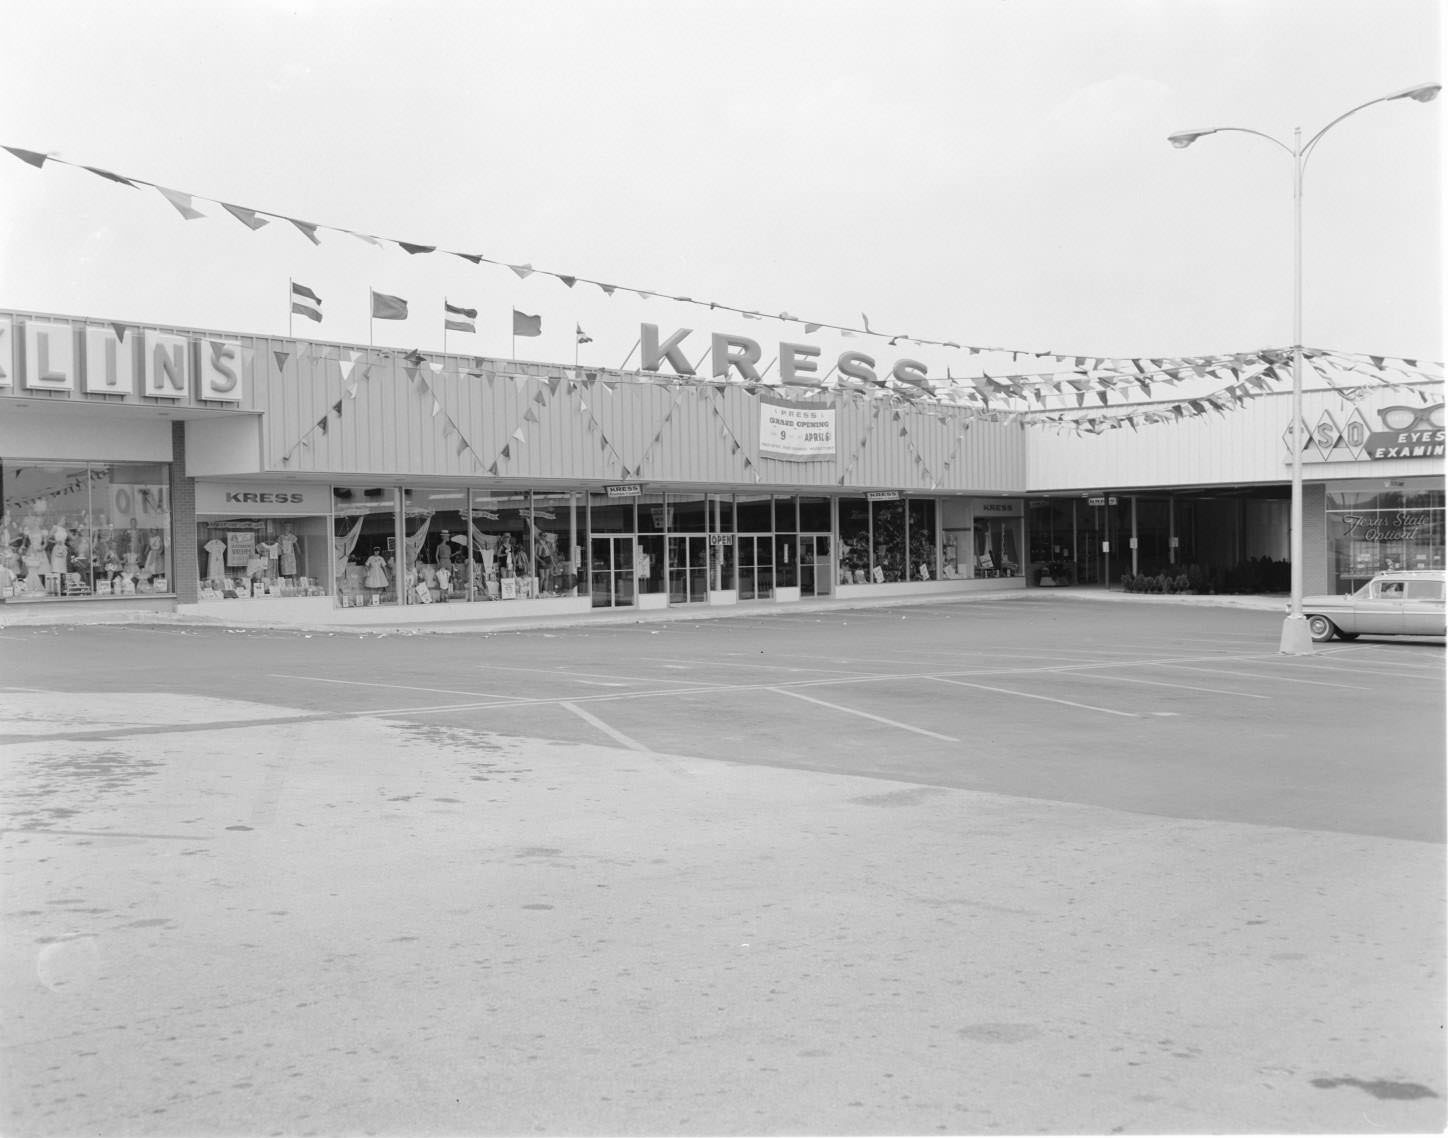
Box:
[0,0,1443,384]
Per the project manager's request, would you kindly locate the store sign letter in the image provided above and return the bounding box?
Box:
[84,326,136,394]
[199,339,244,402]
[711,333,762,382]
[641,324,695,375]
[23,321,75,391]
[142,330,189,399]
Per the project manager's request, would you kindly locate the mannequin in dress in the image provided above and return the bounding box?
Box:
[142,533,165,583]
[363,547,389,604]
[278,525,299,578]
[203,535,227,585]
[49,517,71,578]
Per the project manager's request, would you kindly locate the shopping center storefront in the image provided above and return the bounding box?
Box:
[0,308,1029,622]
[2,308,1441,621]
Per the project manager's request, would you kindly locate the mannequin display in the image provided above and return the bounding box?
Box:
[278,526,299,578]
[364,548,389,603]
[122,550,141,590]
[259,538,280,578]
[124,519,143,560]
[142,533,166,582]
[22,535,48,590]
[435,533,454,571]
[203,537,227,584]
[49,518,70,577]
[435,564,452,601]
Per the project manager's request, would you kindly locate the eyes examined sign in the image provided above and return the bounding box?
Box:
[760,395,836,461]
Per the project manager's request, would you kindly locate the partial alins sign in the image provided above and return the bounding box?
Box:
[0,316,245,404]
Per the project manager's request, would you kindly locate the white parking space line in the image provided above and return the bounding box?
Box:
[1156,663,1360,689]
[474,662,715,687]
[768,688,959,742]
[926,675,1142,718]
[1272,656,1445,679]
[646,655,881,677]
[269,673,516,699]
[1060,671,1270,700]
[559,701,651,752]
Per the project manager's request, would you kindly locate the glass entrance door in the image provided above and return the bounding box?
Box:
[800,534,832,596]
[590,536,635,608]
[737,535,774,600]
[667,536,708,604]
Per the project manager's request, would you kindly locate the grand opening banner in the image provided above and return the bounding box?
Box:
[759,395,836,461]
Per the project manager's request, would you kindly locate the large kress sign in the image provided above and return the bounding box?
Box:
[638,323,933,391]
[0,316,246,404]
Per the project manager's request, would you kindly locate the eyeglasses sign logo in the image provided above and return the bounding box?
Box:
[1287,403,1444,463]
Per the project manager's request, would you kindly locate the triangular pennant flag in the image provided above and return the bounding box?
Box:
[156,185,205,220]
[274,350,290,372]
[457,436,469,456]
[509,263,534,279]
[512,428,526,442]
[331,400,343,416]
[397,241,435,255]
[287,218,322,245]
[3,146,49,168]
[454,251,485,264]
[111,322,129,343]
[598,283,616,296]
[83,165,137,187]
[221,203,269,230]
[432,399,442,417]
[317,416,329,435]
[558,275,576,288]
[488,462,500,476]
[501,444,512,460]
[346,381,359,398]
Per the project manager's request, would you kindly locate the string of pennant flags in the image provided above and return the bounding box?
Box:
[5,143,1442,433]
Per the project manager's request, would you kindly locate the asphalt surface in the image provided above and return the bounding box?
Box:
[1,594,1444,1134]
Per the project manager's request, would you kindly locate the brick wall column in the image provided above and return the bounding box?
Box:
[169,421,199,603]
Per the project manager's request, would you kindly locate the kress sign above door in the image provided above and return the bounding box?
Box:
[0,316,247,405]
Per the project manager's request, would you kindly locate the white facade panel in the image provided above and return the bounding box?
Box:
[0,409,172,462]
[1027,387,1444,491]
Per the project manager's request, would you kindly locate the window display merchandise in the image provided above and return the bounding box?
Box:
[1,461,172,598]
[195,517,327,600]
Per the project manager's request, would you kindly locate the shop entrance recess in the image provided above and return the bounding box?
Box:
[737,535,774,600]
[667,536,708,603]
[590,536,635,608]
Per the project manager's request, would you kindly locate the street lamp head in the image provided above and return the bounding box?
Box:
[1386,82,1441,103]
[1167,129,1217,149]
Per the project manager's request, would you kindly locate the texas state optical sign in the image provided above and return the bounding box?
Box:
[0,316,246,404]
[1286,402,1445,463]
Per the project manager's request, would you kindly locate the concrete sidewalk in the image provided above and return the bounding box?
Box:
[0,586,1287,635]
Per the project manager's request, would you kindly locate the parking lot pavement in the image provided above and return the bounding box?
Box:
[1,598,1443,1135]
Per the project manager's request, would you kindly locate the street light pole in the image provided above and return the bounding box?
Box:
[1167,82,1440,655]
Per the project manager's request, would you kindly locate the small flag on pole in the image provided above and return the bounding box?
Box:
[372,290,408,320]
[513,310,542,337]
[444,300,476,334]
[576,324,593,345]
[291,282,323,323]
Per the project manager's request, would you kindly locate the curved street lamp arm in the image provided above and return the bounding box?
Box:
[1201,126,1295,156]
[1301,93,1407,164]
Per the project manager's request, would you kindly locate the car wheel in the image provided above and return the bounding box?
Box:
[1306,614,1337,642]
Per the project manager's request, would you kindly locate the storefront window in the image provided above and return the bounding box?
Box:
[2,460,171,599]
[972,509,1023,578]
[873,498,906,582]
[908,499,937,581]
[1325,486,1445,592]
[531,492,581,598]
[839,497,870,584]
[197,516,327,600]
[471,491,534,601]
[403,488,471,605]
[334,486,398,606]
[637,492,667,595]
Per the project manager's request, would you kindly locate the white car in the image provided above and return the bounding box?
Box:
[1299,570,1446,642]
